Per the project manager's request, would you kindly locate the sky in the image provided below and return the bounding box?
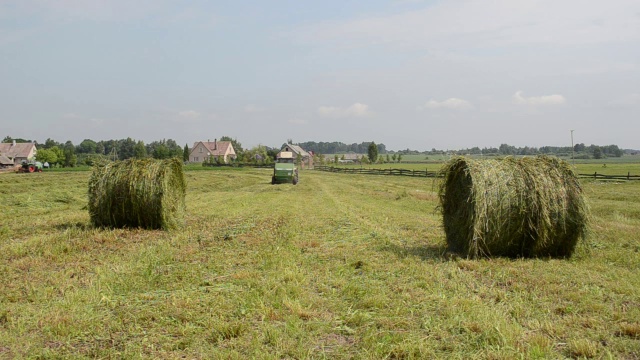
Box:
[1,0,639,151]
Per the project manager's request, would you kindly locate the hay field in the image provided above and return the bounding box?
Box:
[1,169,639,358]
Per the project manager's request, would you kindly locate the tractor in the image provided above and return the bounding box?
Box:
[272,152,298,185]
[18,161,44,173]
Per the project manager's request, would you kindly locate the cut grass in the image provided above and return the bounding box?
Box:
[0,169,639,358]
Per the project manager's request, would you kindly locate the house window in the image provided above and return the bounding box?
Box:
[199,146,203,153]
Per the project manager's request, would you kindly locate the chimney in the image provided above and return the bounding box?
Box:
[214,138,217,150]
[12,140,16,147]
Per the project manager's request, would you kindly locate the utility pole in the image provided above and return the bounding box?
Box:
[570,129,575,167]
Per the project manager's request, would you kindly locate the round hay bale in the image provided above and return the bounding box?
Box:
[88,158,186,230]
[438,156,589,258]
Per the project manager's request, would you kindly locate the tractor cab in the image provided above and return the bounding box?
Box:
[272,152,298,185]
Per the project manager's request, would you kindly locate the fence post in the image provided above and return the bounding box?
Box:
[594,172,597,179]
[628,172,631,180]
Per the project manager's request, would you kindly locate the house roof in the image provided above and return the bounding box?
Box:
[0,154,13,165]
[281,144,310,158]
[192,141,234,156]
[0,142,36,159]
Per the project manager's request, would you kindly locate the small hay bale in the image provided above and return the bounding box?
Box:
[88,158,186,230]
[438,156,589,258]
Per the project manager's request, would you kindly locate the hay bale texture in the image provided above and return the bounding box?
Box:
[88,158,186,230]
[439,156,589,258]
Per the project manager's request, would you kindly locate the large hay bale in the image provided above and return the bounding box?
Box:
[438,156,589,258]
[88,158,186,230]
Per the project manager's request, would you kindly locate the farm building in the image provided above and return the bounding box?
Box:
[0,154,14,169]
[338,153,363,163]
[0,141,37,165]
[278,143,313,169]
[189,139,236,163]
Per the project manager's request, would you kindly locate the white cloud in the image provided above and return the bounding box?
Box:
[244,104,265,113]
[317,102,371,118]
[418,98,472,110]
[512,91,566,105]
[174,110,202,122]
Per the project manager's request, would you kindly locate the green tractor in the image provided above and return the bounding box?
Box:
[18,161,44,173]
[272,152,298,185]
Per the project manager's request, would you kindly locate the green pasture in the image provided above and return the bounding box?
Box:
[0,168,639,358]
[329,158,640,176]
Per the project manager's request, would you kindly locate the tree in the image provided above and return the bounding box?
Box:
[392,154,397,162]
[63,141,77,167]
[367,142,379,166]
[153,144,170,159]
[183,144,190,162]
[593,146,603,159]
[134,140,147,159]
[95,142,105,155]
[118,138,136,160]
[397,154,403,163]
[35,148,58,164]
[334,155,339,163]
[2,136,31,143]
[386,154,390,163]
[42,138,61,149]
[77,139,97,154]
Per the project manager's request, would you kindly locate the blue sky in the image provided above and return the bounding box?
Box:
[1,0,639,150]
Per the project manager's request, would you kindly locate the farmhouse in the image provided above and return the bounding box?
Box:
[189,139,236,163]
[0,141,37,165]
[278,143,313,169]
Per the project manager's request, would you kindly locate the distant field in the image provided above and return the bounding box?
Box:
[326,156,640,176]
[1,168,638,358]
[326,153,640,165]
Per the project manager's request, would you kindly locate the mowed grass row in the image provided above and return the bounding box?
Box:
[0,169,639,358]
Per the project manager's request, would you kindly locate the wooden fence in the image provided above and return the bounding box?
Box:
[577,172,640,181]
[315,166,640,181]
[314,165,439,178]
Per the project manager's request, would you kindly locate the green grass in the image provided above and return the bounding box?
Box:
[328,159,640,177]
[1,169,639,358]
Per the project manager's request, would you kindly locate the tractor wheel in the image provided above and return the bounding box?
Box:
[292,176,298,185]
[28,165,35,173]
[38,169,43,173]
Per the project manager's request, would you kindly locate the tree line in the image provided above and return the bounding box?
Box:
[296,141,387,155]
[1,135,629,167]
[445,143,624,159]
